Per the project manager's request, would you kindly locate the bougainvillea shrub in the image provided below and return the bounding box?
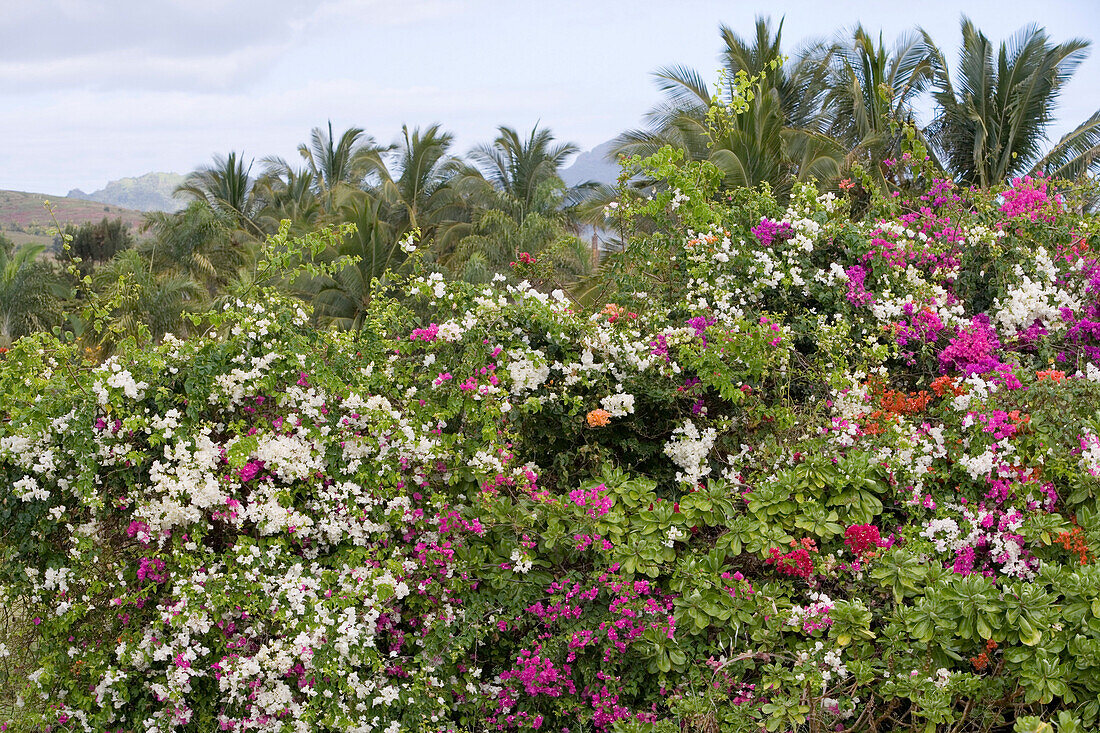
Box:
[3,153,1100,732]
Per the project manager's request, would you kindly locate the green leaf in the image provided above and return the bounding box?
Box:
[977,616,993,640]
[1019,618,1042,647]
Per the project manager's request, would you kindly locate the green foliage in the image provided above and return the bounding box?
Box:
[926,18,1099,187]
[0,240,66,346]
[705,58,785,141]
[58,217,133,276]
[9,14,1100,733]
[6,166,1100,731]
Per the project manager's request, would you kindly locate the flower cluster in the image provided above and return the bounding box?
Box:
[4,160,1100,733]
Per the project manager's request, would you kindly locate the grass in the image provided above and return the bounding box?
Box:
[1,230,55,247]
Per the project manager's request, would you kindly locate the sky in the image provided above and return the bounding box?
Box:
[3,0,1100,195]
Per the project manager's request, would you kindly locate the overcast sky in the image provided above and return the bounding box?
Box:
[3,0,1100,195]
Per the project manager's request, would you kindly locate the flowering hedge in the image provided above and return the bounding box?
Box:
[3,152,1100,732]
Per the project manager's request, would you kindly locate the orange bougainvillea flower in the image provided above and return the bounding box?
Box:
[877,389,932,416]
[1036,369,1066,383]
[1057,526,1093,565]
[586,409,611,427]
[930,375,965,397]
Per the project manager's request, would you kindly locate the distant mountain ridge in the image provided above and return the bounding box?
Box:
[68,172,186,213]
[55,148,615,216]
[561,140,621,187]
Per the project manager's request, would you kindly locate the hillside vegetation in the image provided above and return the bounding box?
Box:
[4,15,1100,733]
[3,147,1100,732]
[0,189,145,244]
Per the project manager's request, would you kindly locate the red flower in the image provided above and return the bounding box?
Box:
[844,524,882,558]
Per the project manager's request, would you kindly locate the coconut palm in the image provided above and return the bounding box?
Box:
[452,207,557,284]
[142,201,254,294]
[1035,111,1100,184]
[614,17,842,197]
[176,152,263,236]
[366,124,463,237]
[254,160,324,235]
[439,124,596,278]
[719,17,832,131]
[0,240,65,346]
[310,194,406,329]
[447,173,596,287]
[467,125,581,222]
[611,65,716,173]
[91,249,204,346]
[616,73,840,198]
[925,18,1100,186]
[298,121,384,213]
[824,26,934,186]
[718,80,842,194]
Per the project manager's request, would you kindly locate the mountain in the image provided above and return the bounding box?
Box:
[68,172,186,213]
[561,140,621,187]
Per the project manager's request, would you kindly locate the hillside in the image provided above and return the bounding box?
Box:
[0,189,147,245]
[67,171,186,213]
[561,139,621,187]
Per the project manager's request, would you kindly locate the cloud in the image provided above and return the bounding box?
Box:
[295,0,466,31]
[0,0,464,93]
[1,1,305,61]
[0,44,294,93]
[0,75,564,193]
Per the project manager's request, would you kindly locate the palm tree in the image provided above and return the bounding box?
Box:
[468,125,580,222]
[925,18,1100,186]
[366,124,463,237]
[311,194,406,328]
[1034,111,1100,184]
[91,249,204,346]
[719,18,831,132]
[612,65,717,175]
[176,152,263,236]
[824,26,934,186]
[717,80,843,194]
[142,201,253,294]
[435,124,598,282]
[0,241,64,346]
[253,160,324,235]
[614,17,842,197]
[298,121,384,213]
[450,204,595,287]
